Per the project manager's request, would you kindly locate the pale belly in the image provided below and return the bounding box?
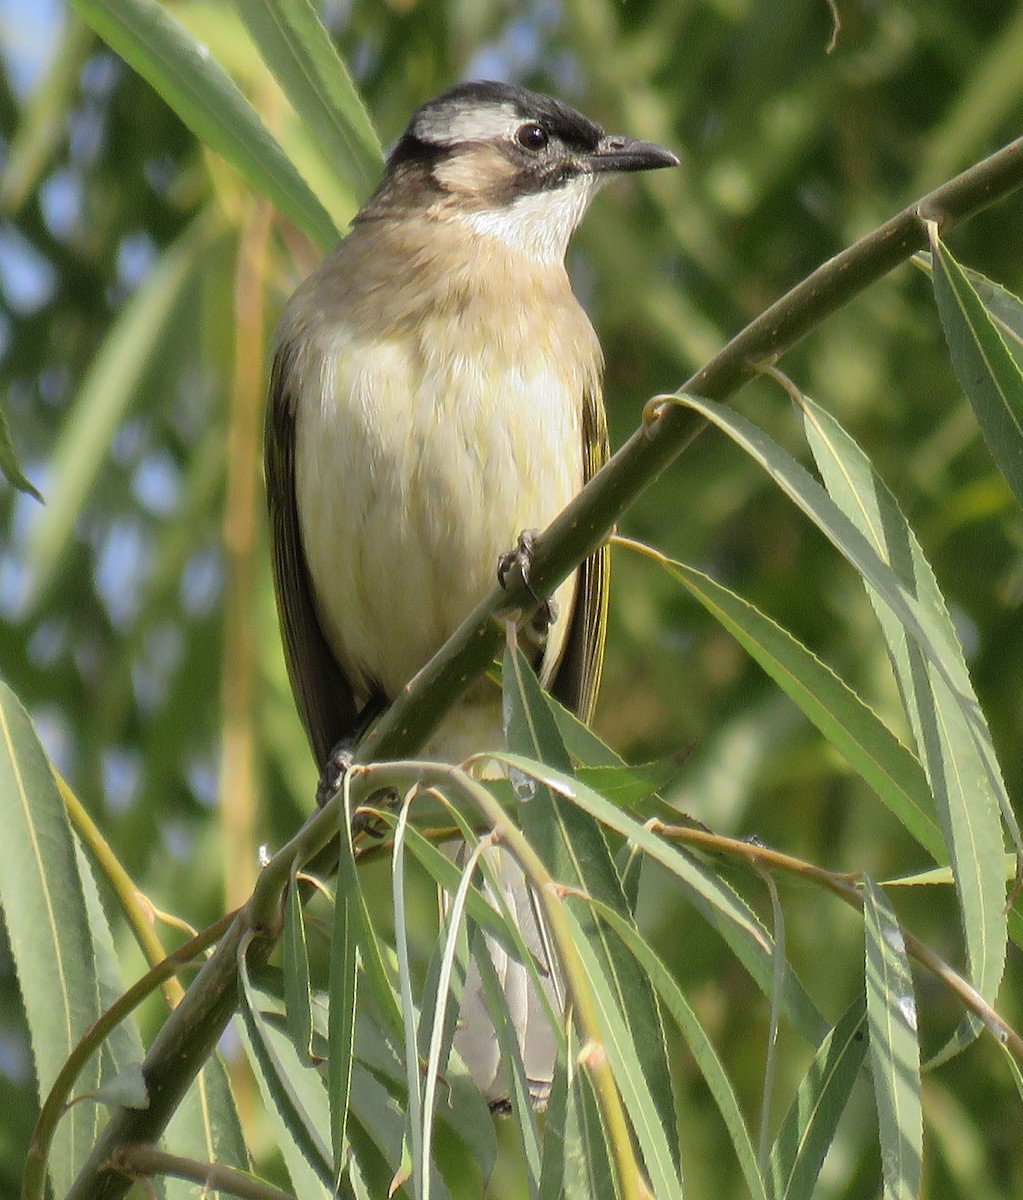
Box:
[294,324,582,715]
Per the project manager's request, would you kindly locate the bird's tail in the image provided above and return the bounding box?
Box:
[449,843,562,1108]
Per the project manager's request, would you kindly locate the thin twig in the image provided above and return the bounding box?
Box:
[655,822,1023,1062]
[110,1144,297,1200]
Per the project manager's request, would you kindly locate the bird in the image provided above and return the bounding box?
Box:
[264,79,678,1106]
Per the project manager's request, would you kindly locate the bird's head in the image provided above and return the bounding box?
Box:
[364,80,679,265]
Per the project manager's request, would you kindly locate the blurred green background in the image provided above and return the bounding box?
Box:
[2,0,1023,1194]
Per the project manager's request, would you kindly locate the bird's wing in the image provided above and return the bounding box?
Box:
[549,382,610,723]
[265,339,363,767]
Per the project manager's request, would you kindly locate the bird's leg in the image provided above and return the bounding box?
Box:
[315,695,388,808]
[315,742,355,808]
[497,529,559,644]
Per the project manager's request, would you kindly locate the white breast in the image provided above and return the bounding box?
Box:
[293,315,583,706]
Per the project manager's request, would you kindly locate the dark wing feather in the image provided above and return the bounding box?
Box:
[549,384,610,722]
[265,340,362,768]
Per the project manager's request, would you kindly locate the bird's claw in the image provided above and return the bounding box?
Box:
[497,529,540,599]
[497,529,558,645]
[316,743,355,807]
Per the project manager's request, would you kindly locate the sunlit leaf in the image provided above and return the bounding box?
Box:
[928,224,1023,511]
[68,0,338,248]
[233,0,382,199]
[0,681,102,1197]
[237,937,333,1191]
[863,878,923,1200]
[646,549,943,861]
[767,998,868,1200]
[503,645,683,1194]
[796,388,1010,1054]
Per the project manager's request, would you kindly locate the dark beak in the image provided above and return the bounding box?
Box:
[588,134,680,174]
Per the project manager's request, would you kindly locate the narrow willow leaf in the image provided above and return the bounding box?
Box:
[337,775,404,1044]
[165,1058,251,1198]
[587,896,767,1200]
[997,1041,1023,1105]
[237,936,333,1190]
[863,878,923,1200]
[669,394,965,701]
[0,682,102,1196]
[503,645,683,1192]
[233,0,382,199]
[673,391,1009,1035]
[284,865,315,1063]
[90,1063,148,1109]
[797,390,1009,1050]
[767,998,868,1200]
[347,1060,439,1197]
[577,757,685,812]
[23,219,213,610]
[391,792,424,1198]
[75,841,145,1081]
[476,946,542,1195]
[68,0,338,248]
[328,877,357,1182]
[928,223,1023,510]
[914,252,1023,374]
[0,400,42,500]
[564,908,684,1199]
[653,553,943,862]
[550,696,630,767]
[539,1038,617,1200]
[492,751,826,1043]
[420,840,492,1200]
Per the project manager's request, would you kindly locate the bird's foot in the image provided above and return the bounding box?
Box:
[498,529,540,596]
[316,741,355,808]
[497,530,558,639]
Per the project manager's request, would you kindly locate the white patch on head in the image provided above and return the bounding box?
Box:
[414,102,524,147]
[461,174,601,265]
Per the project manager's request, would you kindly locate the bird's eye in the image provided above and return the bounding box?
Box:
[515,122,549,151]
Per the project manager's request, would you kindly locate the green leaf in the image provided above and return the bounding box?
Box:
[862,878,922,1200]
[577,757,686,813]
[233,0,383,200]
[336,776,404,1046]
[914,252,1023,376]
[928,224,1023,510]
[328,877,357,1183]
[796,389,1009,1051]
[283,865,315,1063]
[165,1057,251,1198]
[767,998,869,1200]
[418,838,493,1200]
[75,841,145,1081]
[587,896,768,1200]
[475,945,542,1193]
[90,1063,148,1110]
[539,1035,617,1200]
[0,681,102,1197]
[651,552,943,862]
[564,907,685,1199]
[673,391,1009,1040]
[237,937,333,1191]
[390,794,424,1197]
[0,394,42,501]
[68,0,338,249]
[503,646,683,1195]
[493,750,826,1043]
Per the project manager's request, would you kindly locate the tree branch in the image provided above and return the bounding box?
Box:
[67,131,1023,1200]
